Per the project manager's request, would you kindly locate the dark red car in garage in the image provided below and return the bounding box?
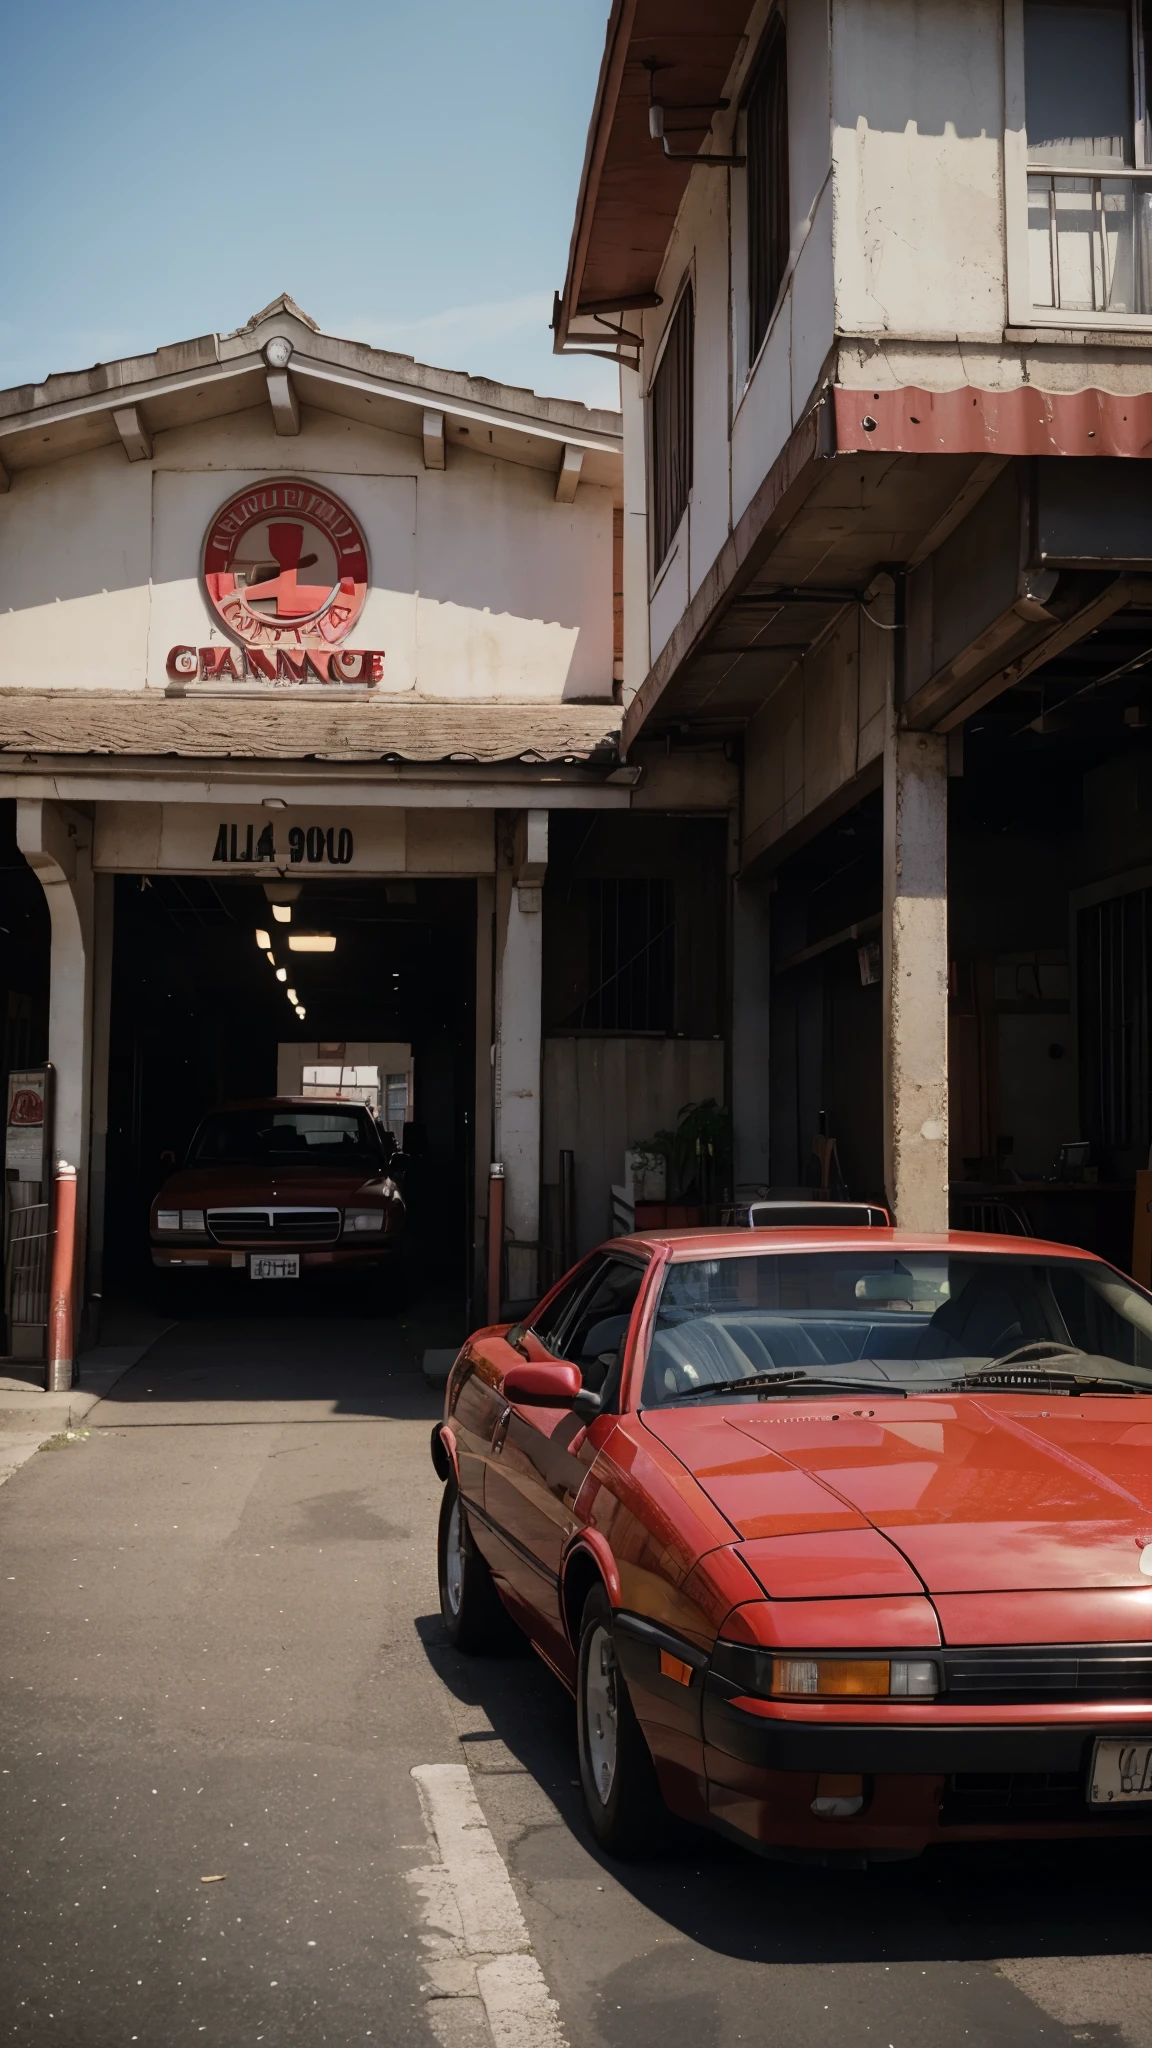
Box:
[433,1228,1152,1862]
[150,1097,406,1283]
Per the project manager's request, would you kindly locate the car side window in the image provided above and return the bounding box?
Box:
[557,1257,647,1396]
[529,1259,600,1356]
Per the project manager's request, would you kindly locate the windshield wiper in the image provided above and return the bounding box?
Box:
[670,1370,907,1402]
[957,1367,1142,1396]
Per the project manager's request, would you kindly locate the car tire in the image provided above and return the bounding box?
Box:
[437,1475,516,1653]
[576,1584,666,1858]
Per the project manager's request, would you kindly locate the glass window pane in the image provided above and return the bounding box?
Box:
[1025,2,1133,164]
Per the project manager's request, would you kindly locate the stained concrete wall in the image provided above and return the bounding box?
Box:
[0,403,616,701]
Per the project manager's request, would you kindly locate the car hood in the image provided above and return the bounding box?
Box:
[642,1398,1152,1595]
[155,1164,391,1205]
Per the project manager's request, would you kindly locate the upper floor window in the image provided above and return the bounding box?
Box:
[650,287,693,571]
[1026,1,1152,314]
[747,18,790,359]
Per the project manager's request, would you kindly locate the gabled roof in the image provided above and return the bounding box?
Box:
[0,296,621,488]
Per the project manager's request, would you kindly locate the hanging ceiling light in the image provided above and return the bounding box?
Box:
[286,988,298,1003]
[276,968,287,983]
[289,934,336,953]
[255,928,271,950]
[272,904,292,924]
[295,1005,306,1019]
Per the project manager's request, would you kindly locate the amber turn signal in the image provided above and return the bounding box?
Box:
[770,1657,938,1699]
[659,1649,694,1687]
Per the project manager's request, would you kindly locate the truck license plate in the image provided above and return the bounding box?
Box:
[249,1253,300,1281]
[1090,1739,1152,1804]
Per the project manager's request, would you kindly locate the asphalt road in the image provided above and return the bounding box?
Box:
[2,1304,1152,2048]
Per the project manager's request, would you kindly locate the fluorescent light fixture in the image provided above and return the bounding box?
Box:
[286,989,298,1003]
[255,928,271,949]
[289,934,337,953]
[276,968,287,983]
[295,1005,306,1019]
[272,904,291,924]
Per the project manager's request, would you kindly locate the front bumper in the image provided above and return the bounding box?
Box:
[151,1243,403,1271]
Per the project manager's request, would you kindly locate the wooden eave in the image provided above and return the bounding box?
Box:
[556,0,752,340]
[0,299,622,485]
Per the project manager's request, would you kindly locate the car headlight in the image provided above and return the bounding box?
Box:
[770,1657,938,1699]
[182,1209,205,1232]
[344,1209,385,1233]
[712,1642,939,1700]
[157,1210,180,1231]
[156,1209,204,1233]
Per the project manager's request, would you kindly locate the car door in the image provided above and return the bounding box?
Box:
[474,1259,602,1632]
[487,1253,649,1659]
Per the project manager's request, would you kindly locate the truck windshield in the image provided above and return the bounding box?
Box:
[187,1107,384,1170]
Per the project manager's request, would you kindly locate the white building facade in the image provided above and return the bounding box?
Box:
[556,0,1152,1270]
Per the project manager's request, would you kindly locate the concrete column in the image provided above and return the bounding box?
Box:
[86,873,115,1309]
[732,875,772,1193]
[494,811,546,1306]
[472,871,495,1317]
[883,716,949,1229]
[16,799,95,1289]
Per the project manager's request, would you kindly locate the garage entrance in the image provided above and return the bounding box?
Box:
[102,872,477,1313]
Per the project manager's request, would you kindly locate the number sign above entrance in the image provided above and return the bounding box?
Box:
[92,804,495,877]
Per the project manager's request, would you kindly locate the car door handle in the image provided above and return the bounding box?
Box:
[491,1405,512,1456]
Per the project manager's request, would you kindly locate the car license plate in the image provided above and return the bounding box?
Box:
[1090,1738,1152,1804]
[249,1253,300,1281]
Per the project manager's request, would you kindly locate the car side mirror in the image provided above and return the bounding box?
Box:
[502,1360,582,1407]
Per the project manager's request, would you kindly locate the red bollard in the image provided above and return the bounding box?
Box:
[46,1161,77,1393]
[487,1162,504,1325]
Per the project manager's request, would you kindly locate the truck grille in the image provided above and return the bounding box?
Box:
[944,1646,1152,1703]
[207,1207,341,1247]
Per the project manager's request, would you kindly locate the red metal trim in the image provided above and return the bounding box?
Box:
[561,1531,622,1618]
[834,383,1152,458]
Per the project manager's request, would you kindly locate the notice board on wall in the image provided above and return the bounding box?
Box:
[5,1068,49,1184]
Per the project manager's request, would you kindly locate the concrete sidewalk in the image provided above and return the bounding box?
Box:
[0,1306,171,1488]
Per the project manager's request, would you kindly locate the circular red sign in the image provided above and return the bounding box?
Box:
[202,478,369,650]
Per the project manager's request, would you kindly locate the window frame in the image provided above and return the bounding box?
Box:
[647,278,695,581]
[1007,0,1152,328]
[745,12,790,367]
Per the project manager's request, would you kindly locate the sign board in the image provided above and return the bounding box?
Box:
[5,1068,49,1184]
[92,805,495,876]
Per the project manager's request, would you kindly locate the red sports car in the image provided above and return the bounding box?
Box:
[433,1228,1152,1863]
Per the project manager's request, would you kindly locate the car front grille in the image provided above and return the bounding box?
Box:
[207,1208,341,1247]
[939,1769,1152,1828]
[943,1646,1152,1704]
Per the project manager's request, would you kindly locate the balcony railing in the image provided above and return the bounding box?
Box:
[1028,167,1152,316]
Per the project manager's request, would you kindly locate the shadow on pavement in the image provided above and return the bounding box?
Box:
[414,1608,1152,1971]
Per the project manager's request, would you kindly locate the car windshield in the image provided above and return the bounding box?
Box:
[187,1107,384,1171]
[641,1249,1152,1406]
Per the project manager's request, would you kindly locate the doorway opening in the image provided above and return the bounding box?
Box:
[103,873,477,1317]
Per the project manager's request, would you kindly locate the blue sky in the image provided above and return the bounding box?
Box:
[0,0,618,411]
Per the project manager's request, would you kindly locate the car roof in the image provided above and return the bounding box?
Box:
[606,1226,1103,1263]
[208,1096,374,1113]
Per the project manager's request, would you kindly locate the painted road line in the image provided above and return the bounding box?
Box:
[409,1762,568,2048]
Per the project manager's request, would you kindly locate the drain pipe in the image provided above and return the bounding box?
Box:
[487,1162,505,1324]
[46,1161,76,1393]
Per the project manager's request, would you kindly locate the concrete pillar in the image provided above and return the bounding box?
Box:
[494,811,546,1306]
[16,800,95,1292]
[732,875,772,1193]
[883,716,949,1230]
[472,871,495,1318]
[86,873,115,1309]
